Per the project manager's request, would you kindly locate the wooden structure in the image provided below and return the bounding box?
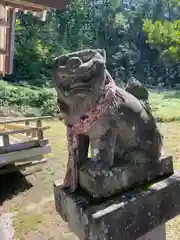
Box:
[0,116,51,171]
[0,0,70,75]
[0,1,71,170]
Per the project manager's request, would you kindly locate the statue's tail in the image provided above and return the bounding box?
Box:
[125,77,149,101]
[125,77,152,115]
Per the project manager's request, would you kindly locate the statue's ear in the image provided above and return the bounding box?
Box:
[52,55,68,69]
[97,49,106,62]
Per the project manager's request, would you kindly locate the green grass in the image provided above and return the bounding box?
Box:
[13,211,44,239]
[149,90,180,121]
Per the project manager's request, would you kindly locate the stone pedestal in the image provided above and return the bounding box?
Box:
[137,224,166,240]
[54,172,180,240]
[79,156,173,198]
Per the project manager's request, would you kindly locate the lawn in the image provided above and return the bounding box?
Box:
[1,90,180,239]
[149,89,180,121]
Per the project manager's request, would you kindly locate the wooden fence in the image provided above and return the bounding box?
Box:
[0,116,52,171]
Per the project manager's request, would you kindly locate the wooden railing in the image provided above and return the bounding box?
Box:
[1,115,51,138]
[0,116,52,168]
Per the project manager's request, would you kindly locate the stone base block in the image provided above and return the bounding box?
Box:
[79,156,173,198]
[137,224,166,240]
[54,172,180,240]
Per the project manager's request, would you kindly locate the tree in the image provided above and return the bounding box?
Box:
[143,20,180,62]
[7,0,179,87]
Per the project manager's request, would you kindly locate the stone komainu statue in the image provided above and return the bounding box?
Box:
[52,49,163,192]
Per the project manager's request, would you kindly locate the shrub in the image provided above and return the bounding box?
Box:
[0,80,57,116]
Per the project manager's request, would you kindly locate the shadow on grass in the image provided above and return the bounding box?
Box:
[0,168,32,205]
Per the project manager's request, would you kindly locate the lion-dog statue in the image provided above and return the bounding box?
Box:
[52,49,163,192]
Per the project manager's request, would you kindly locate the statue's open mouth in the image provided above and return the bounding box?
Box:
[57,68,104,99]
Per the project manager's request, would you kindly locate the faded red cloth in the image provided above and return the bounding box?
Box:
[64,75,116,192]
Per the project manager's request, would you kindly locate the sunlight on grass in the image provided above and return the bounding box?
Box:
[13,211,44,239]
[149,90,180,120]
[159,122,180,169]
[166,216,180,240]
[44,120,67,163]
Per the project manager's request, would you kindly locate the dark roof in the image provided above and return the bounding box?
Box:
[4,0,70,11]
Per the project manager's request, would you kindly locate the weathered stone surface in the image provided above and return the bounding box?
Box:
[54,172,180,240]
[54,180,90,240]
[79,155,173,198]
[53,49,164,193]
[137,224,166,240]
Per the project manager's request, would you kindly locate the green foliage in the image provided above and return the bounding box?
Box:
[3,0,178,88]
[2,80,180,121]
[0,81,57,116]
[143,19,180,62]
